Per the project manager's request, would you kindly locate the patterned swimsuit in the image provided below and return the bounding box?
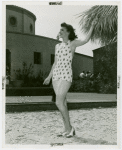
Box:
[52,40,73,83]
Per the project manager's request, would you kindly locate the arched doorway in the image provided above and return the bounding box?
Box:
[6,49,11,80]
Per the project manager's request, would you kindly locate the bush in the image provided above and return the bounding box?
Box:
[94,79,117,94]
[14,62,51,87]
[14,62,34,80]
[69,78,96,93]
[69,74,117,94]
[21,69,50,87]
[93,42,117,94]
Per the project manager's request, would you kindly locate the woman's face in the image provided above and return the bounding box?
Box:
[59,27,69,39]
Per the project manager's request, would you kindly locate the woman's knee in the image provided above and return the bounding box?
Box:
[55,94,65,107]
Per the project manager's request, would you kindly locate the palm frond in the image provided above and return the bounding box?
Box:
[77,5,118,45]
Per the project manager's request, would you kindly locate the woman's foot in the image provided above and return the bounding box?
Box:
[57,131,68,137]
[57,127,71,137]
[65,126,75,138]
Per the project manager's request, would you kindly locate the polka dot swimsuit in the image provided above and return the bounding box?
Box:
[52,40,73,83]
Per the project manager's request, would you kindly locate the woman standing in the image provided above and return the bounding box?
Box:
[43,20,97,138]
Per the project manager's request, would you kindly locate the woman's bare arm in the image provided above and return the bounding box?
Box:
[48,45,58,79]
[73,25,94,48]
[72,18,98,48]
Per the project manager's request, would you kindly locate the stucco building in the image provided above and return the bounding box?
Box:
[6,5,93,82]
[72,53,93,79]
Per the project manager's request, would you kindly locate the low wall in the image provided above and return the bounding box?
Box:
[6,87,54,96]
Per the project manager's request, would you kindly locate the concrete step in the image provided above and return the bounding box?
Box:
[5,93,116,104]
[5,93,117,112]
[6,102,117,112]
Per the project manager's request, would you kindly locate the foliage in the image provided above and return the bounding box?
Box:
[70,42,117,94]
[78,5,118,45]
[14,62,51,87]
[21,69,50,87]
[69,74,116,94]
[14,68,23,80]
[22,62,34,80]
[93,75,117,94]
[94,43,117,79]
[14,62,33,80]
[93,43,117,94]
[69,78,95,93]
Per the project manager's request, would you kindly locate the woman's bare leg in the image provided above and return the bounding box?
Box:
[52,80,68,132]
[53,79,72,132]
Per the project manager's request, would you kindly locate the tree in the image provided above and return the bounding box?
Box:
[78,5,118,46]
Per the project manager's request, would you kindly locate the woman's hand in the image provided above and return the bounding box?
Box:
[43,77,51,85]
[91,18,98,26]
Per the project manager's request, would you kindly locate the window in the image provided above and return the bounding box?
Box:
[9,16,17,26]
[51,54,55,65]
[30,24,33,32]
[34,52,41,64]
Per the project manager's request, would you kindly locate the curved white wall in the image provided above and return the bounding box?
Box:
[6,5,36,35]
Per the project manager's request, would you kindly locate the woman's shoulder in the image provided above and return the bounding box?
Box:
[56,42,62,47]
[70,40,77,49]
[70,40,76,46]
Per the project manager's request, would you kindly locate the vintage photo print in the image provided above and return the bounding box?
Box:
[2,1,121,149]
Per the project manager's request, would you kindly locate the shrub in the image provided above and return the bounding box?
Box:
[14,62,34,80]
[14,68,23,80]
[21,69,50,87]
[93,42,117,94]
[14,62,51,87]
[69,78,96,93]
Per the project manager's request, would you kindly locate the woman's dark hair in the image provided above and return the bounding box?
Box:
[61,22,78,41]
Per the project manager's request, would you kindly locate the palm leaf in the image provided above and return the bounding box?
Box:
[77,5,118,45]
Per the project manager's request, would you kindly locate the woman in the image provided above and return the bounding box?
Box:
[43,19,97,138]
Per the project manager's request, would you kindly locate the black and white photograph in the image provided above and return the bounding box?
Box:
[1,1,121,148]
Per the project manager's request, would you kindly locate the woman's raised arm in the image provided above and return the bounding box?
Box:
[73,18,98,48]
